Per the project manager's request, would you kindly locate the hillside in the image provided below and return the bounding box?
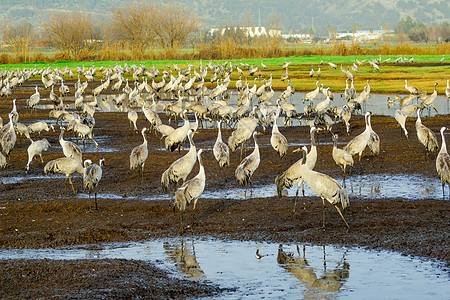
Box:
[0,0,448,36]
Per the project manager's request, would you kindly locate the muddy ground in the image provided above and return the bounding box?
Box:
[0,79,449,298]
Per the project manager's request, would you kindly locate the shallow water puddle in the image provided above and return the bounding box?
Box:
[4,173,442,201]
[0,238,447,299]
[81,173,442,201]
[0,174,65,184]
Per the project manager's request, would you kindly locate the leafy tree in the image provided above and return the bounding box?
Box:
[394,16,415,34]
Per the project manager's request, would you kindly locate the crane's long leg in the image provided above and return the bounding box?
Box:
[293,184,301,213]
[64,176,68,199]
[94,192,98,210]
[68,176,76,196]
[335,205,350,229]
[322,197,326,229]
[302,181,306,210]
[191,209,196,234]
[240,143,244,161]
[179,212,184,235]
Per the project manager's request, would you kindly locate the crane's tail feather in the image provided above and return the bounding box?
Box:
[161,170,170,192]
[235,166,247,186]
[275,171,287,198]
[228,135,237,152]
[43,160,57,174]
[338,189,349,210]
[174,188,187,212]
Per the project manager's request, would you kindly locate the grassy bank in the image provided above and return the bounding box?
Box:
[1,55,449,93]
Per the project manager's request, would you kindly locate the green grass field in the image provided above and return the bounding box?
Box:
[1,55,448,93]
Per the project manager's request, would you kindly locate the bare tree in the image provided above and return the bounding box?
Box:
[108,1,155,57]
[265,10,283,32]
[151,2,201,56]
[41,11,95,59]
[1,20,35,62]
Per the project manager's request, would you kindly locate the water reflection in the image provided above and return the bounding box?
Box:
[74,173,443,201]
[0,238,447,298]
[277,244,349,299]
[163,238,205,279]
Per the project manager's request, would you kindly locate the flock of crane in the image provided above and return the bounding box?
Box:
[0,56,449,231]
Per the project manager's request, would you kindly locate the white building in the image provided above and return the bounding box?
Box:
[335,30,394,41]
[208,26,281,38]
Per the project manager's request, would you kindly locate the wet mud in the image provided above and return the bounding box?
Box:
[0,79,449,298]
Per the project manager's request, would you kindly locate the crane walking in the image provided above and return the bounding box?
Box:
[294,146,350,229]
[174,149,205,233]
[84,157,105,210]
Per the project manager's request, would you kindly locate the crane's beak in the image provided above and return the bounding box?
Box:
[293,147,301,153]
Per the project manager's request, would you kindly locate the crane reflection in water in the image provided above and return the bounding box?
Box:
[163,238,205,279]
[277,244,349,298]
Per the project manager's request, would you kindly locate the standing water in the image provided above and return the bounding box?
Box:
[0,237,448,299]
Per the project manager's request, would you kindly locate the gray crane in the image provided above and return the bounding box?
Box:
[415,108,438,154]
[127,110,138,132]
[130,127,149,182]
[235,131,262,196]
[341,105,351,134]
[420,82,438,114]
[44,157,89,198]
[295,146,350,229]
[213,120,230,168]
[26,138,51,174]
[174,149,205,233]
[404,79,419,95]
[436,127,450,198]
[161,129,197,195]
[367,113,380,155]
[59,127,82,163]
[275,126,318,212]
[84,157,105,210]
[165,110,190,153]
[270,112,288,157]
[302,81,320,103]
[343,111,372,161]
[1,113,16,159]
[332,134,354,180]
[394,109,408,138]
[27,85,40,112]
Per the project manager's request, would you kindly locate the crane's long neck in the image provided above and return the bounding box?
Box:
[197,153,205,180]
[253,134,259,155]
[188,134,196,154]
[8,114,15,132]
[310,129,316,147]
[332,136,338,149]
[217,122,223,143]
[364,114,371,131]
[367,114,373,130]
[142,130,147,145]
[440,130,447,155]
